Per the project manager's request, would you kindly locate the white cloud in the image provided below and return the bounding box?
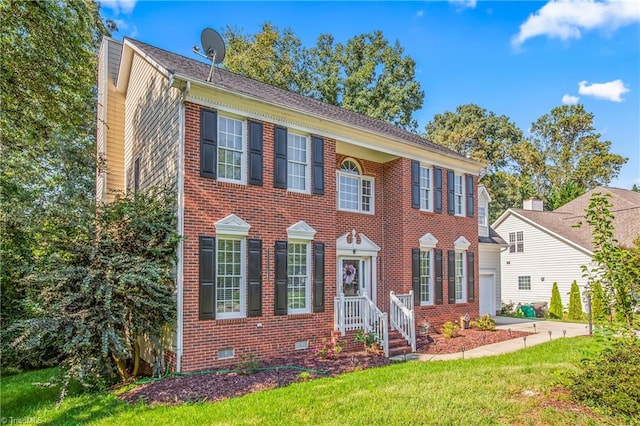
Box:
[101,0,137,14]
[562,94,580,104]
[512,0,640,47]
[449,0,477,11]
[578,79,629,102]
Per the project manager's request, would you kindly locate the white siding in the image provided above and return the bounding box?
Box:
[479,244,502,314]
[124,54,181,191]
[496,214,591,309]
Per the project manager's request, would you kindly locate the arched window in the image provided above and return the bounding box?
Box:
[337,159,374,213]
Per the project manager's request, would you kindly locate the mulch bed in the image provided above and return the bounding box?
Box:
[119,328,532,406]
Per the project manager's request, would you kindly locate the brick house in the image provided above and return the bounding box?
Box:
[96,36,486,372]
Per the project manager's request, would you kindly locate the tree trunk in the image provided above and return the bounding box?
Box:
[132,339,140,377]
[112,353,130,381]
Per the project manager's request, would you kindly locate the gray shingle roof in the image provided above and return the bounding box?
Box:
[512,186,640,251]
[125,37,468,161]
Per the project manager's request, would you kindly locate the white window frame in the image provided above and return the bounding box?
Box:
[287,132,310,193]
[454,173,464,216]
[454,251,466,302]
[478,206,487,228]
[215,236,246,319]
[337,159,374,214]
[419,249,434,305]
[286,221,316,314]
[518,276,531,290]
[419,165,432,211]
[217,114,246,184]
[516,231,524,252]
[287,241,311,314]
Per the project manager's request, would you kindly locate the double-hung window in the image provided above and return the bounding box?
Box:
[509,231,524,253]
[454,251,465,302]
[454,174,464,215]
[217,115,245,183]
[478,207,487,228]
[216,237,246,319]
[420,250,433,304]
[338,159,374,213]
[287,133,309,192]
[287,242,311,313]
[419,165,432,211]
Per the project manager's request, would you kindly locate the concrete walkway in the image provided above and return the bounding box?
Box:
[398,317,592,362]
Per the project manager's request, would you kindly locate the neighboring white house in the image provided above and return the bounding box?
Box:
[478,185,508,316]
[493,186,640,310]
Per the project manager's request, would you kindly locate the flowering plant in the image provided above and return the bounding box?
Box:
[312,338,343,359]
[343,264,356,285]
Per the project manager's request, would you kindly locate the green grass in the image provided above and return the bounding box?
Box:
[1,337,626,425]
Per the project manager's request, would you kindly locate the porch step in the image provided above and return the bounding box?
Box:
[387,330,412,358]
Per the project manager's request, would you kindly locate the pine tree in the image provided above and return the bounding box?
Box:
[549,282,564,319]
[568,281,583,320]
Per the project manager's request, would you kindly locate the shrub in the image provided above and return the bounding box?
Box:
[568,281,584,320]
[236,354,261,375]
[569,337,640,418]
[549,282,564,319]
[441,321,460,338]
[471,314,496,331]
[590,281,608,322]
[313,338,342,359]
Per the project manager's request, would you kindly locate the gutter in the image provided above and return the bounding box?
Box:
[175,79,190,372]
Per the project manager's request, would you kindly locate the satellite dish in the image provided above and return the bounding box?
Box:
[200,28,225,64]
[192,28,226,82]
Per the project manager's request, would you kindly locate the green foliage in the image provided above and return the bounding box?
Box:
[581,192,640,329]
[471,314,496,331]
[354,329,378,347]
[0,0,112,367]
[9,187,180,398]
[589,281,608,322]
[236,354,261,375]
[569,337,640,418]
[223,24,424,130]
[500,301,524,318]
[441,321,460,338]
[313,338,343,359]
[549,282,564,319]
[567,281,584,320]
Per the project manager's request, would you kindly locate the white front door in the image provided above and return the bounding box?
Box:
[479,274,496,316]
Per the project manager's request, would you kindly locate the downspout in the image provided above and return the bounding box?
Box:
[175,79,190,372]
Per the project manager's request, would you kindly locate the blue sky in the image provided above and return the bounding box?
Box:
[100,1,640,190]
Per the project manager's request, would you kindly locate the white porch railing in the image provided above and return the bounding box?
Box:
[334,292,389,357]
[390,291,416,352]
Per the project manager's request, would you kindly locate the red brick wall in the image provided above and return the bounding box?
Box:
[179,102,478,371]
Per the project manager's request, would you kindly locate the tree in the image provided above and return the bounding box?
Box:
[590,281,608,322]
[550,282,564,319]
[11,188,180,396]
[568,281,584,320]
[523,104,627,205]
[0,0,113,365]
[582,192,640,329]
[632,184,640,193]
[222,24,424,130]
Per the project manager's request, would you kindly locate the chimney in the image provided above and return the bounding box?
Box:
[523,197,544,211]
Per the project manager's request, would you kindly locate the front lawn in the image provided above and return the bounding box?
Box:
[1,337,625,425]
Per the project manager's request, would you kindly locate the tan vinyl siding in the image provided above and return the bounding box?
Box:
[124,54,181,192]
[497,214,591,307]
[96,41,107,202]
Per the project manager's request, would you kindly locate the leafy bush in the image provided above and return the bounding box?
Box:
[471,314,496,331]
[549,282,564,319]
[568,281,584,320]
[313,338,343,359]
[441,321,460,338]
[569,337,640,418]
[589,281,608,322]
[236,354,261,375]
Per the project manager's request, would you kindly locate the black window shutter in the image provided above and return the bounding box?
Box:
[248,121,263,186]
[274,126,288,189]
[466,174,474,217]
[200,108,217,178]
[447,250,456,304]
[467,252,475,303]
[434,249,443,305]
[447,170,455,215]
[247,239,262,316]
[434,167,443,213]
[274,241,288,315]
[411,161,420,209]
[199,236,216,320]
[312,136,325,195]
[313,242,325,312]
[412,248,420,306]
